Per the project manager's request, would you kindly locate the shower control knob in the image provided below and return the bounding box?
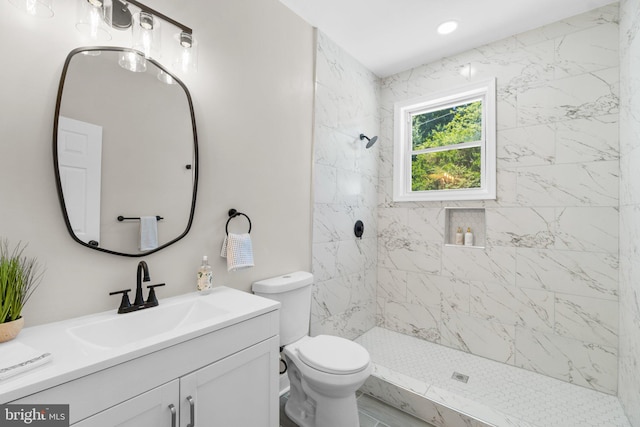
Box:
[354,220,364,239]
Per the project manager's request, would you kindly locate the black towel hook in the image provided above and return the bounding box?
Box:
[226,209,252,235]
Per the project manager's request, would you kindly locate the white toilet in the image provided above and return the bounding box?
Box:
[252,271,372,427]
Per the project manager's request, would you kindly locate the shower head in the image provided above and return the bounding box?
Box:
[359,133,378,149]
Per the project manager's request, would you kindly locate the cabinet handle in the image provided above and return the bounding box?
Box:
[186,395,195,427]
[168,404,176,427]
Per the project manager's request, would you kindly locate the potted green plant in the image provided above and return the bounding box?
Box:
[0,239,43,343]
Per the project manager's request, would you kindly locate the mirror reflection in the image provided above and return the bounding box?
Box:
[54,47,198,256]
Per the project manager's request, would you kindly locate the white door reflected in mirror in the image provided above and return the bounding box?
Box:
[58,116,103,246]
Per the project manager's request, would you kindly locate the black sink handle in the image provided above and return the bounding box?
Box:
[109,289,132,313]
[146,283,166,306]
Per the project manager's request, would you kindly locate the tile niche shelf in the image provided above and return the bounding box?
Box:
[444,207,485,248]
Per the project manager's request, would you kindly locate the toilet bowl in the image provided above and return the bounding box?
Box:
[252,272,372,427]
[283,335,372,427]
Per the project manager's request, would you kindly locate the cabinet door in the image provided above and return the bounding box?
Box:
[180,337,279,427]
[72,380,179,427]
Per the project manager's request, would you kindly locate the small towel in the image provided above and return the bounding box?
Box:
[0,342,52,381]
[139,216,158,251]
[220,233,254,272]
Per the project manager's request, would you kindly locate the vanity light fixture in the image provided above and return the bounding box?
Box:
[437,20,458,35]
[139,10,153,30]
[180,31,193,48]
[173,31,198,73]
[131,10,161,59]
[76,0,112,41]
[8,0,54,18]
[74,0,197,73]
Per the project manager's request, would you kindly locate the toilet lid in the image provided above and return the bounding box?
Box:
[296,335,370,375]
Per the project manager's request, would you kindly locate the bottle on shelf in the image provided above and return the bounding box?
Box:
[464,227,474,246]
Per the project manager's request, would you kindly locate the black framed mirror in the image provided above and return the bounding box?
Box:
[53,47,198,257]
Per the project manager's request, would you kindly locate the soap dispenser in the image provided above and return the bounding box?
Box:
[455,227,464,245]
[197,256,213,292]
[464,227,474,246]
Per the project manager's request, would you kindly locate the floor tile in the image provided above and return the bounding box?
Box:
[355,327,631,427]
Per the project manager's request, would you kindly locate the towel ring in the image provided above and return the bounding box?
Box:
[226,209,252,235]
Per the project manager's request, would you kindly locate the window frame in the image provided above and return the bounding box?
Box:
[393,78,496,202]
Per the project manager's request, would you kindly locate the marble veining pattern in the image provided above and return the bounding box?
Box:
[469,282,554,333]
[516,71,619,126]
[515,161,619,207]
[441,246,517,285]
[515,248,618,300]
[311,31,379,339]
[485,208,555,248]
[618,0,640,424]
[555,115,619,163]
[553,294,619,347]
[554,22,619,79]
[497,124,555,167]
[514,327,618,395]
[375,4,621,395]
[311,2,627,419]
[554,206,619,253]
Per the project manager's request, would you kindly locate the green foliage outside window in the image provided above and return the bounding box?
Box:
[410,101,482,191]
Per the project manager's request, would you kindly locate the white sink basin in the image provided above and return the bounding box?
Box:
[67,297,229,349]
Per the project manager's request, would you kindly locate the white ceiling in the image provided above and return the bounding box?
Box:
[279,0,616,77]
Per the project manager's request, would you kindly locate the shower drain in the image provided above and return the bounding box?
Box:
[451,371,469,383]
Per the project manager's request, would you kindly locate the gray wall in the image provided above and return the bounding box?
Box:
[618,0,640,423]
[0,0,314,326]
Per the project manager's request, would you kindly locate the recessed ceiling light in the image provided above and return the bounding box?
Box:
[437,20,458,35]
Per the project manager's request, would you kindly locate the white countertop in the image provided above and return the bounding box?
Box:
[0,286,279,403]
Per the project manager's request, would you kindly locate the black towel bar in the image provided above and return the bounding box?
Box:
[117,215,164,222]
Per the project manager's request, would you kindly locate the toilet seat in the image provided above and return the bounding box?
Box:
[296,335,370,375]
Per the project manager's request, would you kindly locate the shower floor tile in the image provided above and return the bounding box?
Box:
[355,327,631,427]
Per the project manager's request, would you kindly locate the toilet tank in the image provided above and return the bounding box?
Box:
[252,271,313,346]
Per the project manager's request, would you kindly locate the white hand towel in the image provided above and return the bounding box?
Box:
[139,216,158,251]
[220,233,254,272]
[0,342,52,381]
[220,235,228,258]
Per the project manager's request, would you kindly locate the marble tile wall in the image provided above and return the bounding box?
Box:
[377,4,621,395]
[618,0,640,424]
[310,31,379,339]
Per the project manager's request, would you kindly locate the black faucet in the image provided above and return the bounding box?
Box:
[134,261,150,306]
[109,261,165,314]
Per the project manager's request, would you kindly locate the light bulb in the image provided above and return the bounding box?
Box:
[437,20,458,35]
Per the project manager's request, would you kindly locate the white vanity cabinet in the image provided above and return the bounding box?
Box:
[10,306,280,427]
[179,338,276,427]
[73,337,277,427]
[72,380,179,427]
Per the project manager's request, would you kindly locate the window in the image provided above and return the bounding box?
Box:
[393,79,496,201]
